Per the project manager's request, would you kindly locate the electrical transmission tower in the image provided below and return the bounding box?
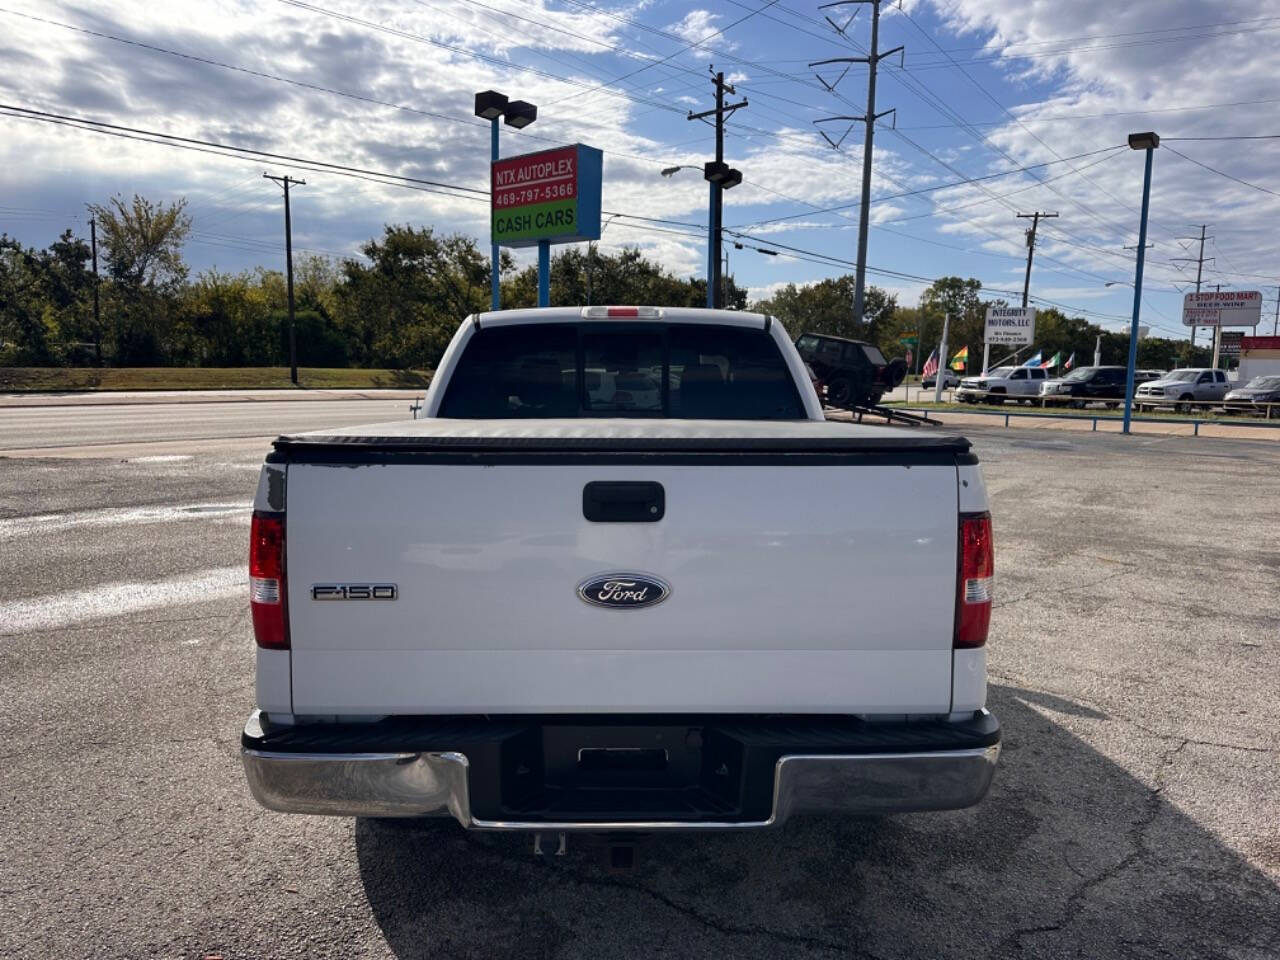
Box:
[810,0,902,332]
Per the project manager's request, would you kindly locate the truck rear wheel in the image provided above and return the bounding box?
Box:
[827,378,852,408]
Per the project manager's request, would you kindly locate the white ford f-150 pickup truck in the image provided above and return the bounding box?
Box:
[242,306,999,834]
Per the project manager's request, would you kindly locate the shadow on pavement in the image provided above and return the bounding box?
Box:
[355,685,1280,959]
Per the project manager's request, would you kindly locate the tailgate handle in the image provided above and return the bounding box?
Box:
[583,481,665,523]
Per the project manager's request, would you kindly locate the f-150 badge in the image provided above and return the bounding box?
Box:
[311,583,398,600]
[577,573,669,609]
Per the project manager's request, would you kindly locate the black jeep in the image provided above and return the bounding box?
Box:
[794,333,908,408]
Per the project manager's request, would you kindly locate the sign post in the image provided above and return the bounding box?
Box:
[492,144,603,308]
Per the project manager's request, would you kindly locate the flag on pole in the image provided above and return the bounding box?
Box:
[1040,351,1061,369]
[1064,352,1076,370]
[921,348,939,378]
[1023,350,1042,367]
[949,345,969,371]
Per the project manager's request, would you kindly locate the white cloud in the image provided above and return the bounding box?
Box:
[666,10,727,48]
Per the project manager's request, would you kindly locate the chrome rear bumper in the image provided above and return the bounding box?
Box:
[241,713,1000,831]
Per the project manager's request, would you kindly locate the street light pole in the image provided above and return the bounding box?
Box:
[475,90,537,311]
[1122,133,1159,434]
[490,116,500,311]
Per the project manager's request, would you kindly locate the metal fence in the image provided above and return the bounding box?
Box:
[894,400,1280,437]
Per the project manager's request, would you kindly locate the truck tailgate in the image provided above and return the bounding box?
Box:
[278,421,965,715]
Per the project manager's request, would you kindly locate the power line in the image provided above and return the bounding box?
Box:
[1164,134,1280,141]
[891,96,1280,130]
[544,0,781,107]
[1164,145,1280,198]
[729,144,1123,228]
[0,6,706,172]
[0,103,490,197]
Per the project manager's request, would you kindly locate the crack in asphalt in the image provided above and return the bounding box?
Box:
[456,833,869,958]
[992,670,1280,755]
[986,737,1190,958]
[993,569,1141,609]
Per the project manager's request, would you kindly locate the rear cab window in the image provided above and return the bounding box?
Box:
[439,322,805,420]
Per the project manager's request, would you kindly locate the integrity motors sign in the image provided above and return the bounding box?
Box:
[491,144,603,248]
[984,306,1037,346]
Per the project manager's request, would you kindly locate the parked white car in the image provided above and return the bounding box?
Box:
[1135,368,1231,412]
[956,365,1049,404]
[240,306,1000,839]
[922,370,961,389]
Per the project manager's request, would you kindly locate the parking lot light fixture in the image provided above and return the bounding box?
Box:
[473,90,507,121]
[1122,132,1159,434]
[503,100,537,129]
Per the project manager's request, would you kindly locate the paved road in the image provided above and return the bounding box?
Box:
[1,417,1277,959]
[0,395,420,457]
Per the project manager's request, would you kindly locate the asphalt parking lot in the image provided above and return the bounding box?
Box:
[1,401,1277,959]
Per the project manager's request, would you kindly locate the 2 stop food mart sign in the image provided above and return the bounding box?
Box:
[491,144,603,248]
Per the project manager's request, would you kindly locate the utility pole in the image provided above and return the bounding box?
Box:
[688,70,746,309]
[1274,286,1279,336]
[264,173,305,385]
[1172,225,1212,349]
[811,0,902,330]
[89,215,101,366]
[1017,212,1057,308]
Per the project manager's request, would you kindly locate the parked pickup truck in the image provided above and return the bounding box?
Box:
[241,306,999,836]
[955,365,1048,404]
[1135,368,1231,412]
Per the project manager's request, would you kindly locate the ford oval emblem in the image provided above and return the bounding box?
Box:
[577,573,670,609]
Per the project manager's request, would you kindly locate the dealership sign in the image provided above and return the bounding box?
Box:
[491,144,603,248]
[1181,290,1262,327]
[984,306,1037,345]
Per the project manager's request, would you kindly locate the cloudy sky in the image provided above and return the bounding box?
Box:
[3,0,1280,338]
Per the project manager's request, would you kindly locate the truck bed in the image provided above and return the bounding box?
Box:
[266,417,975,717]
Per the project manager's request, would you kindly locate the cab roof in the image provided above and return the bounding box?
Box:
[473,306,770,330]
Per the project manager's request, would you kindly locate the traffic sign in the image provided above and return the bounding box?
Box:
[984,306,1036,346]
[1181,290,1262,327]
[491,144,603,248]
[898,335,918,346]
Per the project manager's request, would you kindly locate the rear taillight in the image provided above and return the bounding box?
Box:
[955,512,993,649]
[249,511,289,649]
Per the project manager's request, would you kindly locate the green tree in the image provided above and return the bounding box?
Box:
[501,247,744,311]
[39,230,98,363]
[752,275,897,346]
[0,235,57,365]
[87,194,192,364]
[332,225,490,369]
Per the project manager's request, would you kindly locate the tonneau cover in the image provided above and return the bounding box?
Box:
[273,418,972,458]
